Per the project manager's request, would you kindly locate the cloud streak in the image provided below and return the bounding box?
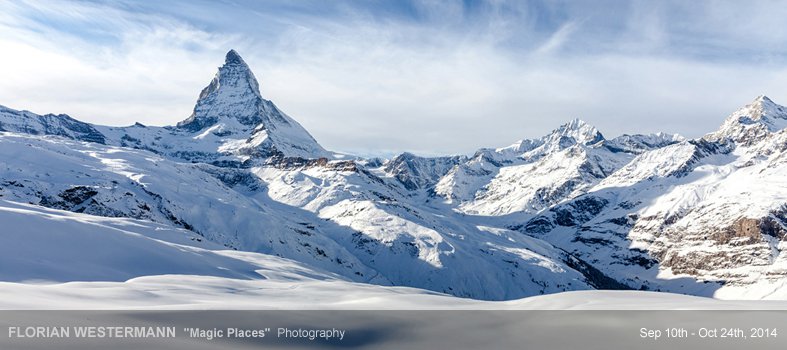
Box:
[2,0,787,156]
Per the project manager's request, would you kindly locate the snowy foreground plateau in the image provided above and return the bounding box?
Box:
[2,50,787,308]
[1,199,785,309]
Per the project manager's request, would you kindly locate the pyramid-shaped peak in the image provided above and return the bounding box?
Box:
[178,50,263,132]
[176,50,330,160]
[225,49,247,66]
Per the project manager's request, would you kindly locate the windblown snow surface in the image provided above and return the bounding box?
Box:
[1,199,785,310]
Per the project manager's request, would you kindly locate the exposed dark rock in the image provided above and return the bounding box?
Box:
[564,253,631,290]
[384,152,465,191]
[712,217,767,244]
[58,186,98,205]
[522,216,554,234]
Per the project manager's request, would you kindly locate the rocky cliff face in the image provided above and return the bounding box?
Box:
[382,152,467,191]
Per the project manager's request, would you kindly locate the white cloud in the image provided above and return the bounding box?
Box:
[0,0,242,126]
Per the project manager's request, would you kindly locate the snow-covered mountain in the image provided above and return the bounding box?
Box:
[518,95,787,298]
[175,49,331,161]
[0,105,106,143]
[708,95,787,145]
[2,49,787,302]
[0,50,604,301]
[382,152,467,191]
[1,50,330,168]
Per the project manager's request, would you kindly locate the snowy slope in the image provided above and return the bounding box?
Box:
[0,132,384,284]
[251,164,596,300]
[0,192,594,309]
[0,199,331,283]
[0,128,595,300]
[0,198,431,309]
[1,199,785,309]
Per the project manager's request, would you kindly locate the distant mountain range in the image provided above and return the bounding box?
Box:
[1,50,786,300]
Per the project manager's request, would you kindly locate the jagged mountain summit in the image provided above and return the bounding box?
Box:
[708,95,787,145]
[1,49,787,301]
[177,50,330,160]
[429,119,681,216]
[498,118,606,157]
[178,50,264,131]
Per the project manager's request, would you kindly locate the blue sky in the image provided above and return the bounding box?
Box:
[3,0,787,156]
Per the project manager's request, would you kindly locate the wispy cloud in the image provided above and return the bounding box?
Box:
[2,0,787,156]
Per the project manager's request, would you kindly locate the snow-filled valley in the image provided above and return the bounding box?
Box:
[2,50,787,308]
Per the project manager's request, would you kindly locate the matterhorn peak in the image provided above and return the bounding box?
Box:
[175,49,331,160]
[177,49,263,131]
[224,49,246,66]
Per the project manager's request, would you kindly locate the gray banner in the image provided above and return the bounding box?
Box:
[0,311,785,349]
